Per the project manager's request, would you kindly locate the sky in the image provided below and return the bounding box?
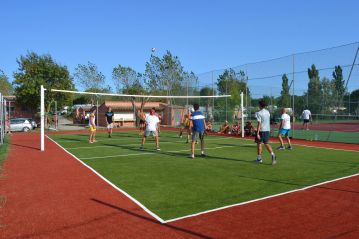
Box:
[1,0,359,93]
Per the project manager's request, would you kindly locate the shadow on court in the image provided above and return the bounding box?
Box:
[91,198,213,239]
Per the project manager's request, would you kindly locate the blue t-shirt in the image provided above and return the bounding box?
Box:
[190,111,205,132]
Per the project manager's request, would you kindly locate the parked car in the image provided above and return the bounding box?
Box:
[26,118,38,129]
[10,118,33,132]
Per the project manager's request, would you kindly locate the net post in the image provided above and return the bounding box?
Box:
[40,85,45,151]
[0,93,3,145]
[241,91,244,138]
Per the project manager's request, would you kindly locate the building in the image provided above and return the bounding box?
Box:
[94,101,187,127]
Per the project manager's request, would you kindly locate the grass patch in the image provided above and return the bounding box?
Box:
[0,135,10,173]
[50,131,359,220]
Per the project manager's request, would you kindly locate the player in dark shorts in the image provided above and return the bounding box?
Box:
[105,107,114,138]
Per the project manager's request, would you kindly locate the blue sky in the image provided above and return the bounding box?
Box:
[1,0,358,93]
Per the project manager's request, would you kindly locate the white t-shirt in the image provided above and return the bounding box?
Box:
[281,113,291,130]
[255,109,270,132]
[302,109,311,120]
[146,115,160,131]
[88,113,95,126]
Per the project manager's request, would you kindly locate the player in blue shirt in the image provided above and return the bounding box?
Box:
[189,103,207,159]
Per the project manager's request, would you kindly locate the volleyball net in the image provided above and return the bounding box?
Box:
[40,87,240,151]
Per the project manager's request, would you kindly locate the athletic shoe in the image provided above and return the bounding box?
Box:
[156,148,161,151]
[271,154,277,165]
[200,153,206,158]
[287,146,293,150]
[189,155,195,159]
[255,158,263,163]
[277,146,285,150]
[140,145,144,150]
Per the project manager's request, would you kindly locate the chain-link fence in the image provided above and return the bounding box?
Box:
[191,42,359,143]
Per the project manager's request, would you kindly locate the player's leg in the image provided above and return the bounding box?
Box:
[155,131,160,150]
[200,132,205,157]
[286,132,293,149]
[140,132,147,149]
[263,132,276,165]
[277,130,285,150]
[190,131,197,159]
[256,142,263,163]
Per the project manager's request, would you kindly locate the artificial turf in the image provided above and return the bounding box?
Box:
[49,131,359,220]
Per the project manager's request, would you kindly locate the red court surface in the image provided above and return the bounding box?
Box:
[0,132,358,239]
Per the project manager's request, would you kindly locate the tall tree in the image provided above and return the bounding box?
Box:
[320,77,334,113]
[112,65,147,125]
[74,61,105,90]
[200,86,216,120]
[307,64,322,113]
[13,52,74,113]
[0,69,13,95]
[216,68,250,121]
[332,65,345,110]
[279,74,290,107]
[145,51,193,100]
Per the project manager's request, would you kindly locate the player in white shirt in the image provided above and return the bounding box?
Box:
[301,107,312,130]
[277,108,293,150]
[255,100,276,165]
[140,108,160,151]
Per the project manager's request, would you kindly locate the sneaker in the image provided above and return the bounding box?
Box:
[140,145,144,150]
[271,154,277,165]
[189,155,195,159]
[200,153,206,158]
[255,158,263,163]
[277,146,285,150]
[156,148,161,151]
[287,146,293,150]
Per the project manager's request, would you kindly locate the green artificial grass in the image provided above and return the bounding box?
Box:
[0,135,10,173]
[273,129,359,144]
[50,131,359,220]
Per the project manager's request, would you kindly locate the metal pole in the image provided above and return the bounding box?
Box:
[241,92,244,138]
[225,79,228,121]
[55,101,58,130]
[96,97,99,128]
[41,85,45,151]
[292,54,295,138]
[0,93,3,145]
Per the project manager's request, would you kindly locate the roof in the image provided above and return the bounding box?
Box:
[102,101,168,110]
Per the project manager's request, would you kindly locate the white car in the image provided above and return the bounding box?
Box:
[10,118,33,132]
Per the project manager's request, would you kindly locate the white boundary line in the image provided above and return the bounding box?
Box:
[47,134,359,224]
[164,173,359,223]
[46,135,166,224]
[79,146,235,160]
[66,137,232,150]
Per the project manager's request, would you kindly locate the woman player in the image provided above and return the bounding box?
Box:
[179,113,192,143]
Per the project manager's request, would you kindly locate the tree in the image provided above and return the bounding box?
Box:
[320,77,334,113]
[0,69,13,95]
[145,51,193,99]
[74,61,106,90]
[200,86,216,120]
[279,74,290,107]
[216,69,250,121]
[112,65,147,125]
[332,65,345,110]
[13,52,74,113]
[307,64,322,113]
